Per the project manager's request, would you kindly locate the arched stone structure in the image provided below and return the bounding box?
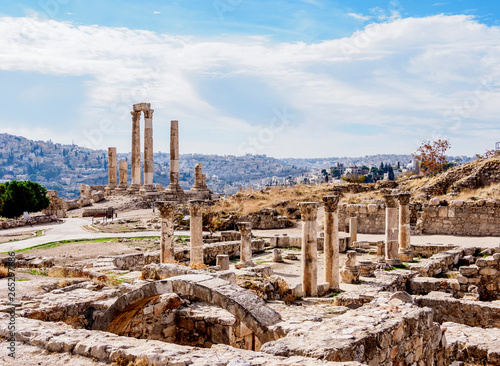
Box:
[92,274,282,345]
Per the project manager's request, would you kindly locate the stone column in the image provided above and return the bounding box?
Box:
[191,163,204,191]
[217,254,229,270]
[349,217,358,244]
[166,120,182,192]
[323,195,340,291]
[156,201,177,263]
[384,194,401,265]
[116,160,128,191]
[107,147,117,189]
[142,109,155,191]
[236,222,254,267]
[299,202,319,297]
[129,111,142,191]
[397,192,413,262]
[189,200,204,265]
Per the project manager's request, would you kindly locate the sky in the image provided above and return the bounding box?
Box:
[1,1,500,158]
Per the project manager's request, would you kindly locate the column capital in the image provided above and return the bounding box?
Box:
[156,201,177,219]
[189,200,205,216]
[383,194,398,208]
[298,202,320,221]
[143,109,154,119]
[322,195,340,212]
[131,110,141,119]
[237,222,252,236]
[397,192,411,206]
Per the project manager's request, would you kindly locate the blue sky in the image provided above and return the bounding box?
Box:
[0,1,500,157]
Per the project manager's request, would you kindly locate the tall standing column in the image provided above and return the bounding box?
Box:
[129,111,142,191]
[397,192,413,262]
[299,202,319,297]
[116,160,128,190]
[107,147,117,189]
[384,194,401,266]
[323,195,340,291]
[166,120,182,192]
[156,201,177,263]
[142,109,155,191]
[237,222,254,267]
[189,200,204,265]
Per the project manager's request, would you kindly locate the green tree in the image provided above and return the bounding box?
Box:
[0,181,50,218]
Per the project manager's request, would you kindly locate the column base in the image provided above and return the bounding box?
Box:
[127,184,141,193]
[114,185,128,192]
[340,267,360,284]
[166,183,183,192]
[104,186,115,196]
[235,260,255,269]
[386,258,402,266]
[139,185,156,194]
[398,250,414,262]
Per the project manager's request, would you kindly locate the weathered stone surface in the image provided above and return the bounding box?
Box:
[444,321,500,365]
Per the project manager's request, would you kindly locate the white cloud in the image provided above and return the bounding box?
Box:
[347,13,372,21]
[0,15,499,157]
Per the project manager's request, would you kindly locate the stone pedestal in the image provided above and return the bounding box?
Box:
[340,250,360,284]
[115,160,129,191]
[384,194,401,266]
[156,201,177,263]
[141,109,155,192]
[323,195,340,291]
[349,217,358,244]
[299,202,319,297]
[273,248,283,263]
[106,147,117,192]
[397,192,413,262]
[216,254,229,271]
[189,200,205,265]
[166,120,183,192]
[237,222,254,267]
[129,111,142,192]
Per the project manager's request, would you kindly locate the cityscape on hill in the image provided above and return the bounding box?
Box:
[2,133,475,198]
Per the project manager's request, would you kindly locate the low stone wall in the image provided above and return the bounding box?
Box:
[338,203,385,234]
[409,248,463,277]
[0,214,59,229]
[262,301,446,365]
[415,292,500,329]
[336,200,500,237]
[0,314,360,366]
[443,321,500,365]
[457,252,500,301]
[410,243,458,258]
[420,200,500,236]
[113,239,266,270]
[270,234,349,253]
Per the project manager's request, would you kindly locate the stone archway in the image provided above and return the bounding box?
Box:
[92,274,282,346]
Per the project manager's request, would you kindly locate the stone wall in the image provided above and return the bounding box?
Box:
[415,292,500,329]
[338,203,385,234]
[0,214,59,230]
[336,200,500,237]
[420,200,500,236]
[262,301,446,366]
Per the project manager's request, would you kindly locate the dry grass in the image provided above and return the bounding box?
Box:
[438,182,500,201]
[0,265,8,278]
[189,262,209,270]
